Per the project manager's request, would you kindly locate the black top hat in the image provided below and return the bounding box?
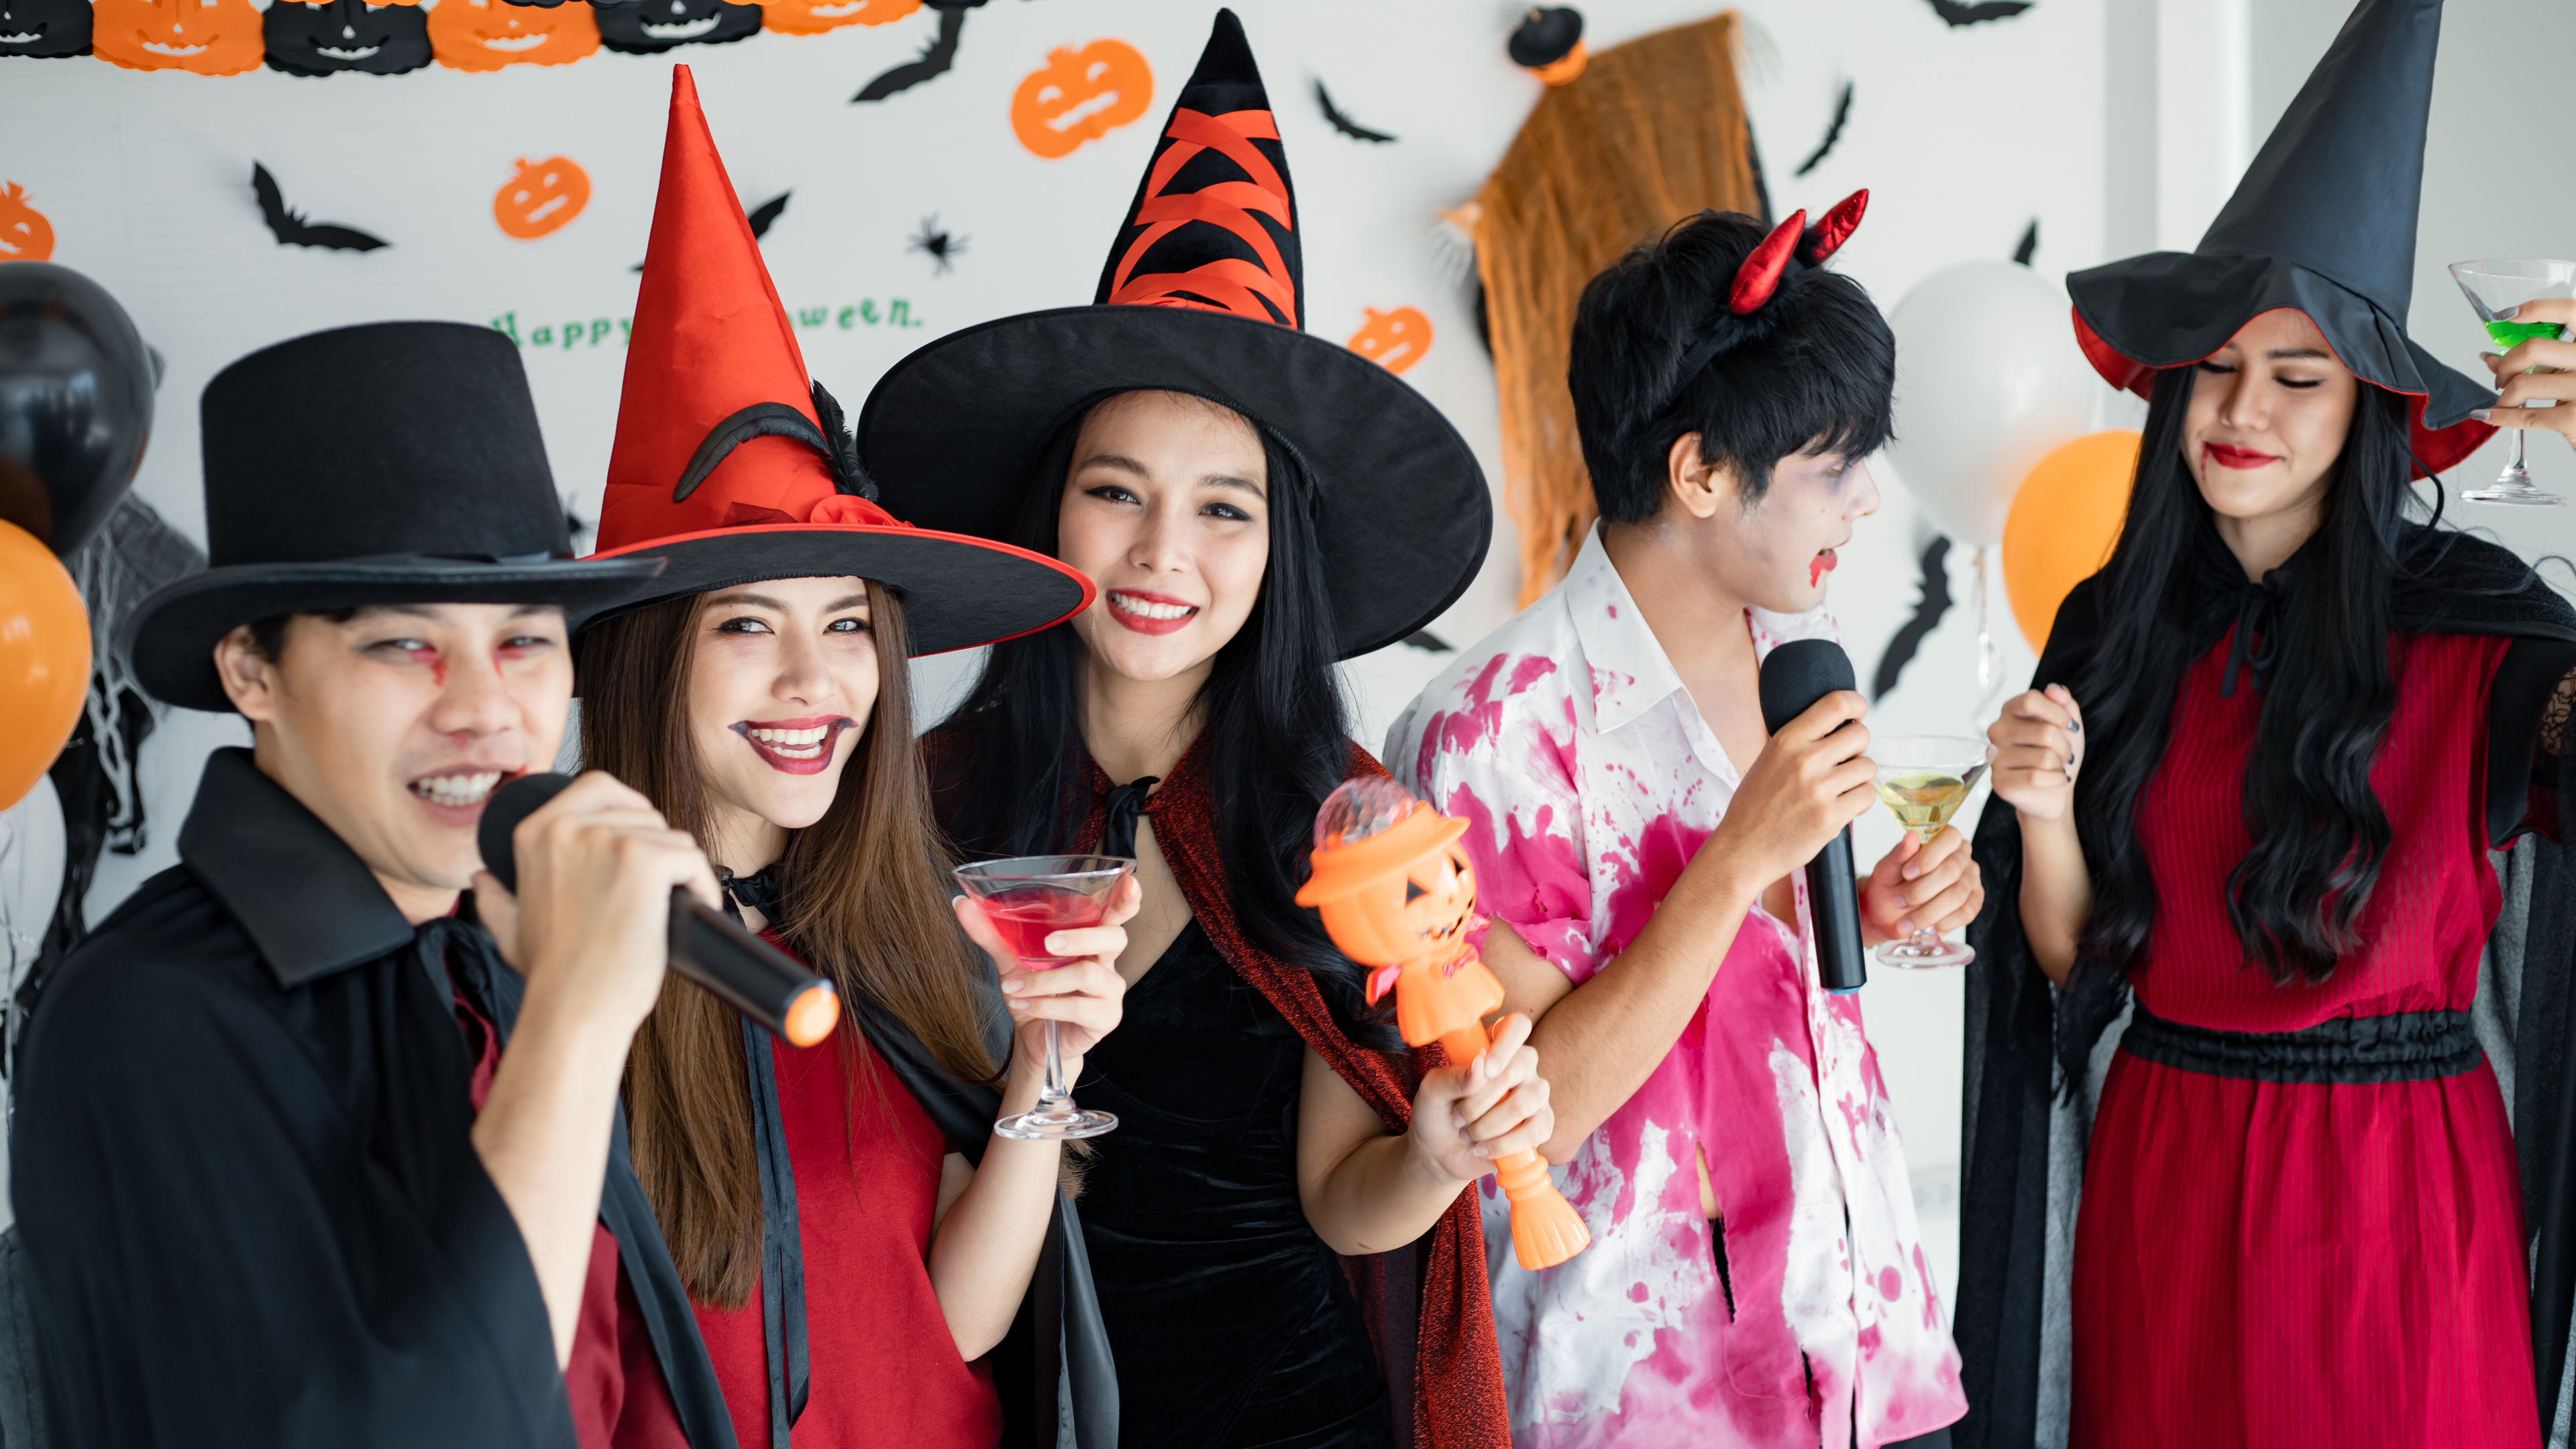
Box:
[2065,0,2491,474]
[857,9,1491,660]
[126,321,663,712]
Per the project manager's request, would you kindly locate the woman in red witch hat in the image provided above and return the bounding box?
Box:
[862,13,1540,1449]
[1957,1,2576,1445]
[574,68,1131,1449]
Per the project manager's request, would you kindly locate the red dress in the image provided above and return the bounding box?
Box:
[2071,629,2538,1446]
[690,1002,1005,1449]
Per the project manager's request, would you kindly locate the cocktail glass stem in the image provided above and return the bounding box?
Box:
[1037,1020,1075,1115]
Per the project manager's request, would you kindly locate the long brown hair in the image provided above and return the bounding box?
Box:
[580,580,998,1308]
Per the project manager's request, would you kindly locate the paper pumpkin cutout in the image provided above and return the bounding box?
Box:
[1346,307,1431,375]
[93,0,266,74]
[0,0,93,58]
[263,0,431,74]
[760,0,914,38]
[1010,40,1153,160]
[492,156,591,239]
[427,0,598,70]
[596,0,760,54]
[0,184,53,263]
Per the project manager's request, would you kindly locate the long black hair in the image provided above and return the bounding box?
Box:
[2058,366,2421,1073]
[934,392,1395,1048]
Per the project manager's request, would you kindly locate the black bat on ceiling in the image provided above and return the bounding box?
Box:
[1925,0,2033,25]
[251,163,388,252]
[855,5,965,103]
[1402,629,1452,653]
[1316,80,1396,144]
[1870,536,1953,699]
[1793,80,1851,178]
[634,190,787,271]
[2013,218,2038,265]
[907,214,966,274]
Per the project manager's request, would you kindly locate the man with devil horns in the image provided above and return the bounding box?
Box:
[1389,201,1975,1448]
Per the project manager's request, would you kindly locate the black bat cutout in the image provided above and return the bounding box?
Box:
[1793,80,1851,178]
[2012,218,2038,266]
[633,189,787,272]
[907,215,966,275]
[855,5,964,104]
[1316,80,1395,144]
[251,163,389,252]
[1870,536,1952,699]
[1402,629,1452,653]
[1926,0,2033,25]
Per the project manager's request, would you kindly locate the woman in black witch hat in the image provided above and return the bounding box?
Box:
[863,13,1543,1449]
[573,68,1128,1449]
[1955,1,2576,1445]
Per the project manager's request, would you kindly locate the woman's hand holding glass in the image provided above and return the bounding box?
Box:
[952,873,1140,1093]
[1405,1012,1556,1186]
[2481,297,2576,453]
[1860,828,1983,947]
[1988,684,2086,823]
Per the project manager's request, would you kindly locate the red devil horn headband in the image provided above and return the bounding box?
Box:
[1801,189,1868,265]
[1723,189,1869,317]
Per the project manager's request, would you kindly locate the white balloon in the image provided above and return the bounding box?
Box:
[1887,261,2100,543]
[0,773,66,991]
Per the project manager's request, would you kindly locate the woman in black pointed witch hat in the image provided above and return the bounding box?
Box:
[572,67,1130,1449]
[1955,1,2576,1444]
[863,13,1540,1449]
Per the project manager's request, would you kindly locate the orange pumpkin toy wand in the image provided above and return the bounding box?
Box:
[1297,777,1591,1270]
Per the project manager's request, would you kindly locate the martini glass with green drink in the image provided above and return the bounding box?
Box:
[2450,259,2576,506]
[1870,736,1991,969]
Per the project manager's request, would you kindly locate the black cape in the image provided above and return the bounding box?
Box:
[1955,528,2576,1447]
[8,749,737,1449]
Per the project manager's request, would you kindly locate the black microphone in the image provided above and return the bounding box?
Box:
[1757,639,1868,994]
[477,773,840,1046]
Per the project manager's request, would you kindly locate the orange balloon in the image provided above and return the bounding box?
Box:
[0,519,91,813]
[2002,429,2141,651]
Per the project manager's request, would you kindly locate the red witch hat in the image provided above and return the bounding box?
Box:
[588,65,1091,654]
[856,9,1489,661]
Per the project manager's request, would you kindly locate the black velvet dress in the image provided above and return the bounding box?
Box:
[1075,919,1393,1449]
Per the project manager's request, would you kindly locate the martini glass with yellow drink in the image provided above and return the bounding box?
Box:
[1870,736,1990,969]
[2449,259,2576,506]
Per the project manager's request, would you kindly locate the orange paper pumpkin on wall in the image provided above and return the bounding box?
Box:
[1010,40,1153,160]
[1346,307,1432,376]
[93,0,265,74]
[492,156,592,239]
[0,184,52,263]
[429,0,599,72]
[760,0,914,37]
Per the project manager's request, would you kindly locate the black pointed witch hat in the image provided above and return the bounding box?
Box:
[857,9,1489,660]
[2066,0,2492,474]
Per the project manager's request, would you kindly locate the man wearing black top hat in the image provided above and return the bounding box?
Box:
[9,321,739,1448]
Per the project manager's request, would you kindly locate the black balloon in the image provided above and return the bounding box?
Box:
[0,265,155,557]
[594,0,759,54]
[0,0,93,58]
[263,0,431,75]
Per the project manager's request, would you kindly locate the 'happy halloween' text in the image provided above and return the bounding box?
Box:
[490,299,924,351]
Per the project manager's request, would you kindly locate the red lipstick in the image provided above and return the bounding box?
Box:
[1104,588,1200,637]
[2203,441,2279,472]
[732,716,851,776]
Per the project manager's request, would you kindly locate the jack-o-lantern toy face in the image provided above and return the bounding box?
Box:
[758,0,911,38]
[492,156,591,239]
[264,0,432,74]
[1347,307,1433,376]
[1010,40,1155,160]
[594,0,759,54]
[93,0,266,74]
[1396,839,1479,957]
[0,0,93,60]
[0,184,53,263]
[427,0,600,71]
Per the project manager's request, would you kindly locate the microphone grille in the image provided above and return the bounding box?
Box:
[1757,639,1858,735]
[477,773,577,894]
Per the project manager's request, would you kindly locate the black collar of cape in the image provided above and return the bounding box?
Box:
[1953,525,2576,1449]
[725,869,1118,1449]
[175,745,743,1449]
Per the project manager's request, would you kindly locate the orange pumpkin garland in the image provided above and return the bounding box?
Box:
[93,0,265,75]
[1010,39,1154,160]
[759,0,915,37]
[1346,306,1432,376]
[0,183,53,264]
[429,0,599,72]
[492,156,592,240]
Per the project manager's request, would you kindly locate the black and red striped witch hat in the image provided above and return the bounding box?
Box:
[859,9,1489,660]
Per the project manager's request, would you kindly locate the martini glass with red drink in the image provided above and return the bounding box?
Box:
[954,854,1133,1140]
